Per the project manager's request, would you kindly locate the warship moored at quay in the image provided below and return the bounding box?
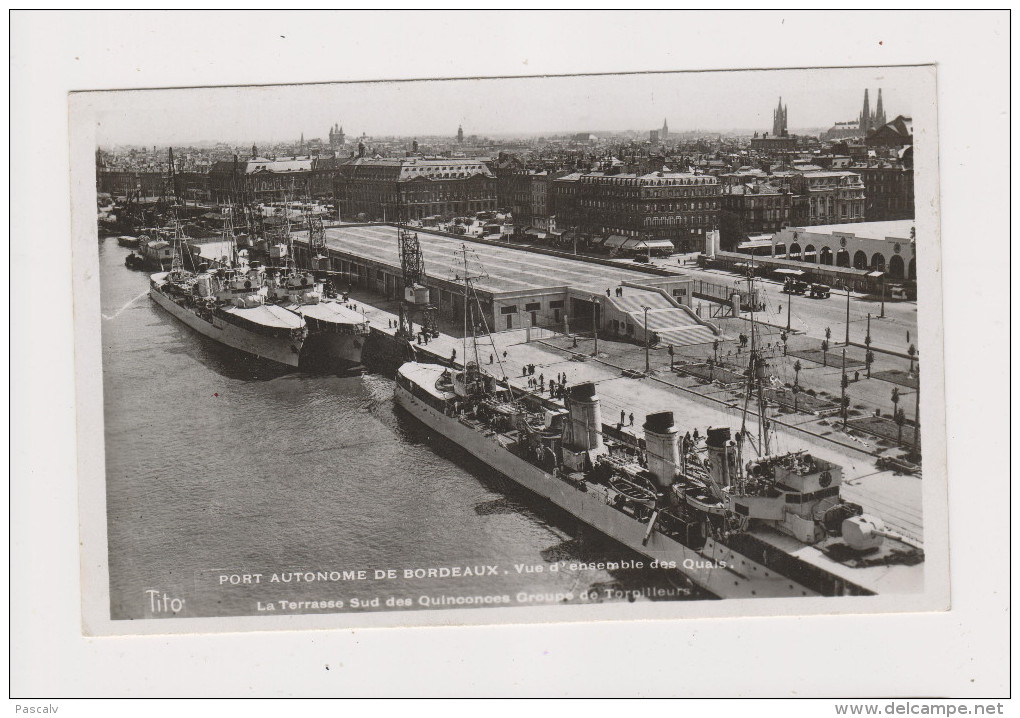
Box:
[394,249,923,599]
[147,212,370,370]
[395,362,922,598]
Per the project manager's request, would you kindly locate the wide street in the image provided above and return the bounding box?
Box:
[645,254,918,354]
[502,240,919,353]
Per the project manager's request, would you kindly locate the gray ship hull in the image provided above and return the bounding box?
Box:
[150,284,302,368]
[308,332,366,368]
[284,301,369,369]
[395,382,820,599]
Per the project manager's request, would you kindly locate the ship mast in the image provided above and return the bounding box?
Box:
[168,210,187,278]
[224,206,237,267]
[282,186,297,275]
[456,244,489,393]
[739,257,772,457]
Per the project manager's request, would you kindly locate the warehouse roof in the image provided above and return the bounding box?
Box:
[310,224,678,295]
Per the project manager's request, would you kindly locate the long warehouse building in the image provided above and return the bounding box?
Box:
[293,224,721,346]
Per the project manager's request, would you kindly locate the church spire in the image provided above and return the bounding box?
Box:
[860,89,871,133]
[772,97,788,137]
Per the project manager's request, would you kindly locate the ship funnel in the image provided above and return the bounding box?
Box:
[643,412,679,489]
[706,427,737,492]
[566,382,603,452]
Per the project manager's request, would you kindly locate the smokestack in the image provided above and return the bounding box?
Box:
[642,412,679,489]
[705,427,737,494]
[566,382,604,452]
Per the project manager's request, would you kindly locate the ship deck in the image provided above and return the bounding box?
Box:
[749,526,924,596]
[291,301,368,325]
[222,303,305,329]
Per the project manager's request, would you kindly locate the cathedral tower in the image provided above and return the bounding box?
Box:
[860,89,887,134]
[329,122,345,150]
[772,97,788,137]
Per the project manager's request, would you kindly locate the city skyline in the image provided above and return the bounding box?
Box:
[89,66,921,147]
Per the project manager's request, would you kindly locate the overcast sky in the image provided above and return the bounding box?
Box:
[88,65,926,146]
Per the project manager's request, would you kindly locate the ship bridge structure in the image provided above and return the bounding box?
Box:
[293,223,720,347]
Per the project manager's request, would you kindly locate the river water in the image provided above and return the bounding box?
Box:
[99,237,706,621]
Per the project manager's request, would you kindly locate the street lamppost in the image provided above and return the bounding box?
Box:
[786,286,792,332]
[643,305,650,374]
[593,298,599,357]
[844,280,851,346]
[841,347,849,427]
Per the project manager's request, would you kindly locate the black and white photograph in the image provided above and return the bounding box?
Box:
[71,62,949,632]
[12,9,1010,702]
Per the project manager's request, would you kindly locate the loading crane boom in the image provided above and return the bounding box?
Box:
[396,201,438,342]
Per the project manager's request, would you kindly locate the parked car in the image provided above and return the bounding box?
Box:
[783,279,809,295]
[809,283,831,299]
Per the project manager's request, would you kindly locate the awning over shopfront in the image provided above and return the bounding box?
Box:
[774,268,805,276]
[603,235,629,249]
[624,238,674,251]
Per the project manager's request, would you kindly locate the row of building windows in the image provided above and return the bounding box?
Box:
[579,187,719,199]
[579,176,717,187]
[605,226,707,237]
[642,215,716,226]
[580,200,720,212]
[499,299,564,315]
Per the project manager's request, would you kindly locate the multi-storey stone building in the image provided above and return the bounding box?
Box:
[96,170,165,198]
[549,172,583,231]
[576,170,720,252]
[719,182,793,250]
[333,157,497,221]
[209,156,329,204]
[858,151,914,221]
[792,170,866,225]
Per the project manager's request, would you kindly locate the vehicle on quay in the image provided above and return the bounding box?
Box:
[888,285,910,300]
[783,279,809,295]
[809,283,832,299]
[148,217,308,368]
[393,247,923,599]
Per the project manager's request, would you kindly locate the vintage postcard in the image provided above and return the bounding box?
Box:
[70,65,949,635]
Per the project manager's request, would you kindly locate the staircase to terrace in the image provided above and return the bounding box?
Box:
[607,287,719,347]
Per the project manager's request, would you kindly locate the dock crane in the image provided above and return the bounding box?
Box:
[396,201,439,342]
